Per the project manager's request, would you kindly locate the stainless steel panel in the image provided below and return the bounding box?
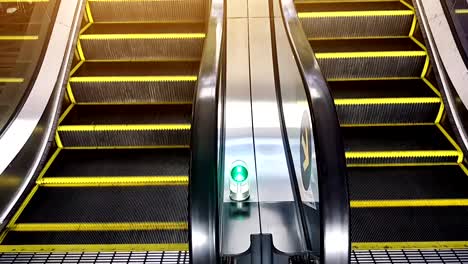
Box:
[222,16,260,255]
[227,0,247,18]
[249,17,294,203]
[248,0,269,18]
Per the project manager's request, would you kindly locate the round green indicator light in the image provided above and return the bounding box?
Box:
[231,165,248,183]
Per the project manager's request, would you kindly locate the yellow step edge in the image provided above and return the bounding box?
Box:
[0,36,38,40]
[316,50,426,59]
[436,123,464,163]
[309,36,408,41]
[298,10,413,18]
[57,124,191,131]
[328,76,420,82]
[0,78,24,83]
[351,199,468,207]
[0,244,188,253]
[9,222,187,232]
[80,33,205,40]
[347,162,459,167]
[352,241,468,250]
[341,123,434,127]
[0,0,48,2]
[455,9,468,14]
[346,150,460,159]
[70,76,197,82]
[77,102,193,106]
[335,97,440,105]
[62,145,190,150]
[37,176,188,187]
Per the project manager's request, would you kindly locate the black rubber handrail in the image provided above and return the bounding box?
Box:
[189,0,224,263]
[278,0,350,263]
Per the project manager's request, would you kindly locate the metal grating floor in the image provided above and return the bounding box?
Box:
[352,249,468,263]
[0,251,189,264]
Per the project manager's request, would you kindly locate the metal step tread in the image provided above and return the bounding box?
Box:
[81,22,205,36]
[296,1,410,13]
[311,38,423,53]
[72,61,200,77]
[44,149,189,178]
[351,206,468,243]
[330,79,439,99]
[343,125,456,152]
[349,165,468,200]
[15,186,187,224]
[0,230,187,247]
[352,249,468,263]
[59,104,192,126]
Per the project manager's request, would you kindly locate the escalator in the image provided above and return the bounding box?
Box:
[295,0,468,259]
[0,0,207,259]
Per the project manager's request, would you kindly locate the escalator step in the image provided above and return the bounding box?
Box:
[349,165,468,200]
[16,186,187,224]
[88,0,207,23]
[57,105,191,147]
[61,104,191,125]
[80,22,205,61]
[331,79,441,124]
[351,206,468,244]
[0,23,41,37]
[1,230,187,247]
[296,0,413,38]
[311,38,426,79]
[45,149,189,177]
[70,61,199,104]
[343,125,460,164]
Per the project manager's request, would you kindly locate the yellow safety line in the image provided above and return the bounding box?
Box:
[309,36,408,41]
[0,230,7,244]
[298,10,413,18]
[455,9,468,14]
[58,124,191,131]
[352,241,468,250]
[70,76,197,82]
[328,76,420,82]
[295,0,399,3]
[70,61,84,77]
[410,36,427,51]
[10,222,187,232]
[76,40,86,61]
[37,176,188,187]
[0,78,24,83]
[80,33,205,40]
[346,150,460,159]
[347,162,459,167]
[6,185,39,228]
[78,101,193,105]
[436,123,464,163]
[316,50,426,59]
[85,2,94,23]
[57,104,74,125]
[422,77,442,97]
[79,22,93,35]
[461,164,468,176]
[55,132,63,148]
[421,56,430,78]
[0,244,188,253]
[335,97,440,105]
[400,0,414,11]
[62,145,190,150]
[0,36,38,40]
[85,58,201,63]
[351,199,468,207]
[341,123,433,127]
[408,15,417,36]
[435,102,445,124]
[66,83,77,104]
[35,148,62,182]
[74,49,79,61]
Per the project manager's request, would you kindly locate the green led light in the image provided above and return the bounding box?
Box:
[231,165,248,183]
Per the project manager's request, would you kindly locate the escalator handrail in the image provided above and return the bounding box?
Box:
[278,0,350,262]
[189,0,224,263]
